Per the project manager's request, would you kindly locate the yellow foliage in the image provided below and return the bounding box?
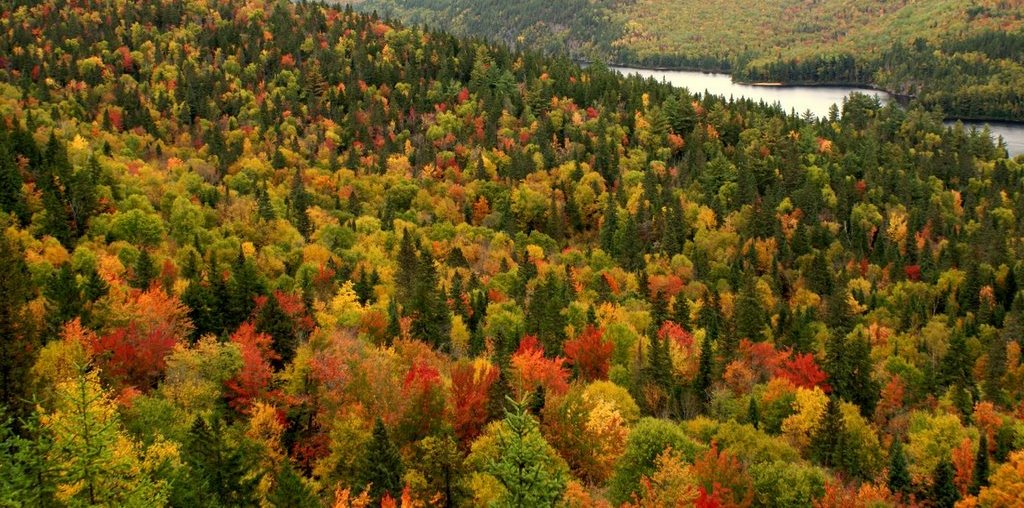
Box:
[781,386,828,451]
[976,450,1024,507]
[318,281,364,329]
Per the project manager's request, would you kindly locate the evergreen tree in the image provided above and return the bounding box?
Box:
[360,418,405,503]
[44,264,82,332]
[672,296,691,328]
[289,169,311,238]
[0,410,57,506]
[487,397,567,507]
[181,417,258,507]
[254,293,299,369]
[130,249,157,290]
[971,434,989,495]
[694,335,714,413]
[227,250,265,329]
[0,236,37,419]
[983,336,1007,405]
[887,438,911,495]
[599,193,618,257]
[267,464,320,508]
[825,332,879,415]
[410,248,451,350]
[747,396,760,430]
[616,211,643,272]
[734,276,765,341]
[931,459,958,508]
[0,142,26,222]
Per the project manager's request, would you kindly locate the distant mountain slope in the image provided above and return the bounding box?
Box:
[347,0,1024,120]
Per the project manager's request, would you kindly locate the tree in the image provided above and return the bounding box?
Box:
[180,417,258,507]
[564,325,613,382]
[451,360,499,445]
[608,417,703,505]
[599,193,618,257]
[416,434,466,507]
[932,459,959,508]
[486,396,568,507]
[972,433,989,495]
[810,396,848,472]
[360,418,404,503]
[289,169,311,238]
[887,438,911,495]
[254,292,300,369]
[0,236,37,419]
[734,276,766,342]
[694,336,714,412]
[43,369,172,506]
[267,463,320,508]
[44,264,83,332]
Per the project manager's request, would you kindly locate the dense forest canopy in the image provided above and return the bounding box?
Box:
[351,0,1024,122]
[1,0,1024,506]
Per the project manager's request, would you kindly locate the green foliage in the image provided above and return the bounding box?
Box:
[485,397,568,507]
[608,417,703,505]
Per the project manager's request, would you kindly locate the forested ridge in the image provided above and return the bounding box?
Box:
[2,0,1024,506]
[351,0,1024,122]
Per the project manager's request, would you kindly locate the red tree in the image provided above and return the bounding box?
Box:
[225,323,279,412]
[450,360,499,445]
[778,353,830,391]
[564,325,613,381]
[90,322,177,389]
[510,335,570,397]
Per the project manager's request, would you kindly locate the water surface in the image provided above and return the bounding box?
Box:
[611,66,1024,157]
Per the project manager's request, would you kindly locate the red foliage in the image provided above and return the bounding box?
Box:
[90,322,178,389]
[778,353,830,392]
[660,321,695,350]
[450,360,499,445]
[564,325,613,382]
[510,335,570,397]
[904,264,921,281]
[225,323,280,412]
[737,339,788,380]
[649,274,685,298]
[692,443,754,508]
[398,359,446,440]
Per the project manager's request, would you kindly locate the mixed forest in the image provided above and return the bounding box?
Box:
[2,0,1024,506]
[352,0,1024,122]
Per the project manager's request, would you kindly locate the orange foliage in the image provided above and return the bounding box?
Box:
[225,323,280,412]
[510,335,570,397]
[450,360,499,445]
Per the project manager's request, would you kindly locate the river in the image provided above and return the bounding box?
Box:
[610,66,1024,157]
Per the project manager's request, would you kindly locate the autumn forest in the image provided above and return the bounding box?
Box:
[1,0,1024,507]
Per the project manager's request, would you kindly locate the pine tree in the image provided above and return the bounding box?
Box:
[44,264,82,332]
[810,396,852,476]
[360,418,405,503]
[289,169,311,238]
[267,464,320,508]
[0,142,26,222]
[0,410,57,505]
[695,335,714,413]
[650,290,668,332]
[0,237,37,419]
[887,438,911,495]
[983,336,1007,405]
[616,211,643,272]
[181,417,258,507]
[227,250,266,329]
[747,397,760,430]
[254,293,299,369]
[599,193,618,257]
[672,296,691,328]
[130,249,157,290]
[410,248,451,350]
[971,434,989,495]
[487,397,567,506]
[931,459,958,508]
[734,276,765,341]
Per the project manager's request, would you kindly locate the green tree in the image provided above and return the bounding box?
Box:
[0,236,37,419]
[931,459,958,508]
[267,463,320,508]
[599,193,618,257]
[131,249,158,290]
[487,397,568,507]
[179,417,258,507]
[360,418,404,503]
[887,438,911,495]
[972,433,989,495]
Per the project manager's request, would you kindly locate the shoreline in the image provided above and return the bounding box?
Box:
[600,61,1021,127]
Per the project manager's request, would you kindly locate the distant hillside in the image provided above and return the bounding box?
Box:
[348,0,1024,121]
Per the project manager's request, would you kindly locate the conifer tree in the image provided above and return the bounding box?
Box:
[181,417,258,507]
[931,459,958,508]
[360,418,405,503]
[289,169,311,238]
[887,438,911,495]
[972,433,989,495]
[0,236,37,419]
[487,397,567,506]
[44,264,82,332]
[695,335,714,413]
[599,193,618,257]
[254,293,299,369]
[130,249,157,290]
[810,396,850,473]
[747,397,760,430]
[267,464,320,508]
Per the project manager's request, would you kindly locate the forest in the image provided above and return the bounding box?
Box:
[2,0,1024,506]
[353,0,1024,122]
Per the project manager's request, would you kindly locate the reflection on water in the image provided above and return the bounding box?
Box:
[610,66,1024,157]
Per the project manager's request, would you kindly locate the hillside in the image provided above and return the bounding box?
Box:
[351,0,1024,120]
[2,0,1024,506]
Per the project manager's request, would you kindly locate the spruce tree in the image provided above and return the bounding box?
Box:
[182,417,258,507]
[931,459,958,508]
[410,248,451,350]
[810,396,850,473]
[599,193,618,257]
[44,264,82,332]
[130,249,157,290]
[734,276,765,341]
[289,169,311,238]
[887,438,911,495]
[0,236,37,420]
[267,464,320,508]
[747,396,760,430]
[694,335,714,413]
[971,434,989,495]
[360,418,405,503]
[254,293,299,369]
[487,397,567,506]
